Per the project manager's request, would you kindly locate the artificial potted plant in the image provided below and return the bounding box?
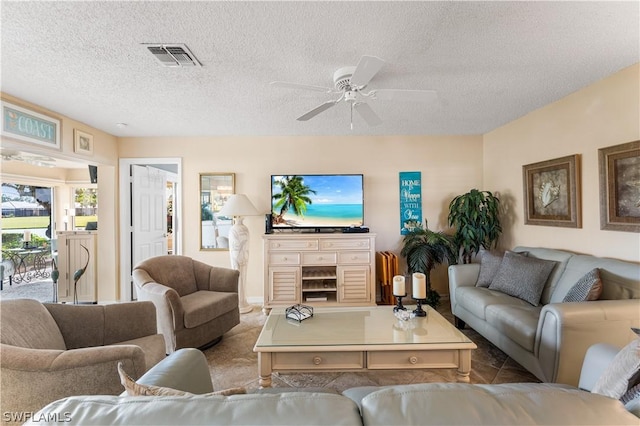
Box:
[400,220,457,308]
[447,189,502,264]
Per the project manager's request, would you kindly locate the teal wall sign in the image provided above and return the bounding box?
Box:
[1,101,60,149]
[399,171,422,235]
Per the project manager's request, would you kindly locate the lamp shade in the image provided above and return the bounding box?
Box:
[218,194,259,217]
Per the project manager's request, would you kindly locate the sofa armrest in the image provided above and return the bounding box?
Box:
[1,343,147,417]
[206,266,240,293]
[536,300,640,386]
[127,348,214,394]
[578,343,620,391]
[447,264,480,310]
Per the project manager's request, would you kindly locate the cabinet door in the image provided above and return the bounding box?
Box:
[58,234,97,303]
[337,265,370,303]
[268,267,300,305]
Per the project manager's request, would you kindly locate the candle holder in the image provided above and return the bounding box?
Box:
[23,241,31,249]
[393,294,407,312]
[412,298,427,317]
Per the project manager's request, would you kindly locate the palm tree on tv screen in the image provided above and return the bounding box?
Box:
[272,175,316,224]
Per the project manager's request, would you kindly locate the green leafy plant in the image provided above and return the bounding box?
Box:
[448,189,502,264]
[400,220,457,308]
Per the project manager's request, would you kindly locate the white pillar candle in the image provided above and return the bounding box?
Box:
[412,272,426,299]
[393,275,405,296]
[23,230,31,242]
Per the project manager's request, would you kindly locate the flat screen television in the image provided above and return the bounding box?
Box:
[270,174,364,231]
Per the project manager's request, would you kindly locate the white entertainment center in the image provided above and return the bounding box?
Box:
[262,233,376,313]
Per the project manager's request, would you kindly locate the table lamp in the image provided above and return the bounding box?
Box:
[218,194,259,314]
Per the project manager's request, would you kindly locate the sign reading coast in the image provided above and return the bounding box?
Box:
[1,101,60,149]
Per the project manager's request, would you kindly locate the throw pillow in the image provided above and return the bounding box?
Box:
[562,268,603,302]
[475,250,528,288]
[117,362,246,397]
[488,251,557,306]
[476,250,504,288]
[591,337,640,400]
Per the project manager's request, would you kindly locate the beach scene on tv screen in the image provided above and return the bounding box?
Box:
[271,175,364,228]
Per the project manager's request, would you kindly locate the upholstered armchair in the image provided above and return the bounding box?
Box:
[132,255,240,354]
[0,299,166,421]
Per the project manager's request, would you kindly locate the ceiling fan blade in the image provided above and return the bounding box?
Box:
[270,81,334,93]
[373,89,438,102]
[354,102,382,127]
[297,100,338,121]
[350,56,385,88]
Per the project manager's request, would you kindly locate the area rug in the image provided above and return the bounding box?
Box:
[203,305,539,392]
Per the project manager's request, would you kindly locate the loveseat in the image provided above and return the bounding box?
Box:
[27,344,639,425]
[448,246,640,386]
[0,299,166,424]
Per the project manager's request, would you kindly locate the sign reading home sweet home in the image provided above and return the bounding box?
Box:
[399,171,422,235]
[1,101,60,149]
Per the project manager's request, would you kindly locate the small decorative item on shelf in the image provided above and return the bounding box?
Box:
[392,275,407,312]
[394,309,415,322]
[285,304,313,322]
[412,272,427,317]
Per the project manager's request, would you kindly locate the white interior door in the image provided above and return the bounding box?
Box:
[132,164,167,269]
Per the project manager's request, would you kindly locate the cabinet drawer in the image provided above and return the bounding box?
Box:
[269,253,301,265]
[337,251,370,264]
[269,239,318,251]
[320,238,370,250]
[367,350,459,370]
[302,252,337,265]
[272,351,364,370]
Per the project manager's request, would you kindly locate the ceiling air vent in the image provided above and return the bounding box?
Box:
[145,44,201,67]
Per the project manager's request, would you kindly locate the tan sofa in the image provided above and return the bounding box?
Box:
[132,255,240,354]
[448,246,640,386]
[0,299,165,424]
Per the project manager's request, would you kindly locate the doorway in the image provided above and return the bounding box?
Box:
[118,158,182,301]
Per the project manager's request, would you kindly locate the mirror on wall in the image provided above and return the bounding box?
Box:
[200,173,235,251]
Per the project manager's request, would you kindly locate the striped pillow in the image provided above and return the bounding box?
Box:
[562,268,602,302]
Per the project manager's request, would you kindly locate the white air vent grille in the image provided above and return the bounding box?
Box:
[144,44,201,67]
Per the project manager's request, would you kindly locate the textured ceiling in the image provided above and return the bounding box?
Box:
[1,1,638,138]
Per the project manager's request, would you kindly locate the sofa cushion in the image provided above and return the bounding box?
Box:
[562,268,603,302]
[0,299,66,350]
[181,290,238,329]
[26,393,363,426]
[551,254,640,303]
[488,251,557,306]
[592,338,640,399]
[455,286,529,320]
[475,250,504,288]
[485,304,542,352]
[357,382,639,426]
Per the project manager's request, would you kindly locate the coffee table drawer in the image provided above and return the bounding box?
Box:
[272,351,364,370]
[367,350,459,369]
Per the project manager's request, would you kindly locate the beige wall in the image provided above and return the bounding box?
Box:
[484,63,640,262]
[1,93,120,301]
[119,135,483,298]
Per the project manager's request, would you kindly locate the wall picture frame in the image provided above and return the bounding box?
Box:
[598,140,640,232]
[1,101,61,149]
[522,154,581,228]
[73,129,94,155]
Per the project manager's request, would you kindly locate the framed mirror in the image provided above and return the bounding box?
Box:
[200,173,235,250]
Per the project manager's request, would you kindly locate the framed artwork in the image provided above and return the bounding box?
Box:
[1,101,60,149]
[522,154,581,228]
[399,171,422,235]
[74,129,94,155]
[598,140,640,232]
[199,173,235,250]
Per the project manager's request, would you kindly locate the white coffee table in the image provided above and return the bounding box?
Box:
[253,305,477,387]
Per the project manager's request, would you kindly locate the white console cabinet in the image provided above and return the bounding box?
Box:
[57,231,97,303]
[262,233,376,312]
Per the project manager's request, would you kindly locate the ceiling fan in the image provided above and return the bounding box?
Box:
[270,55,437,129]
